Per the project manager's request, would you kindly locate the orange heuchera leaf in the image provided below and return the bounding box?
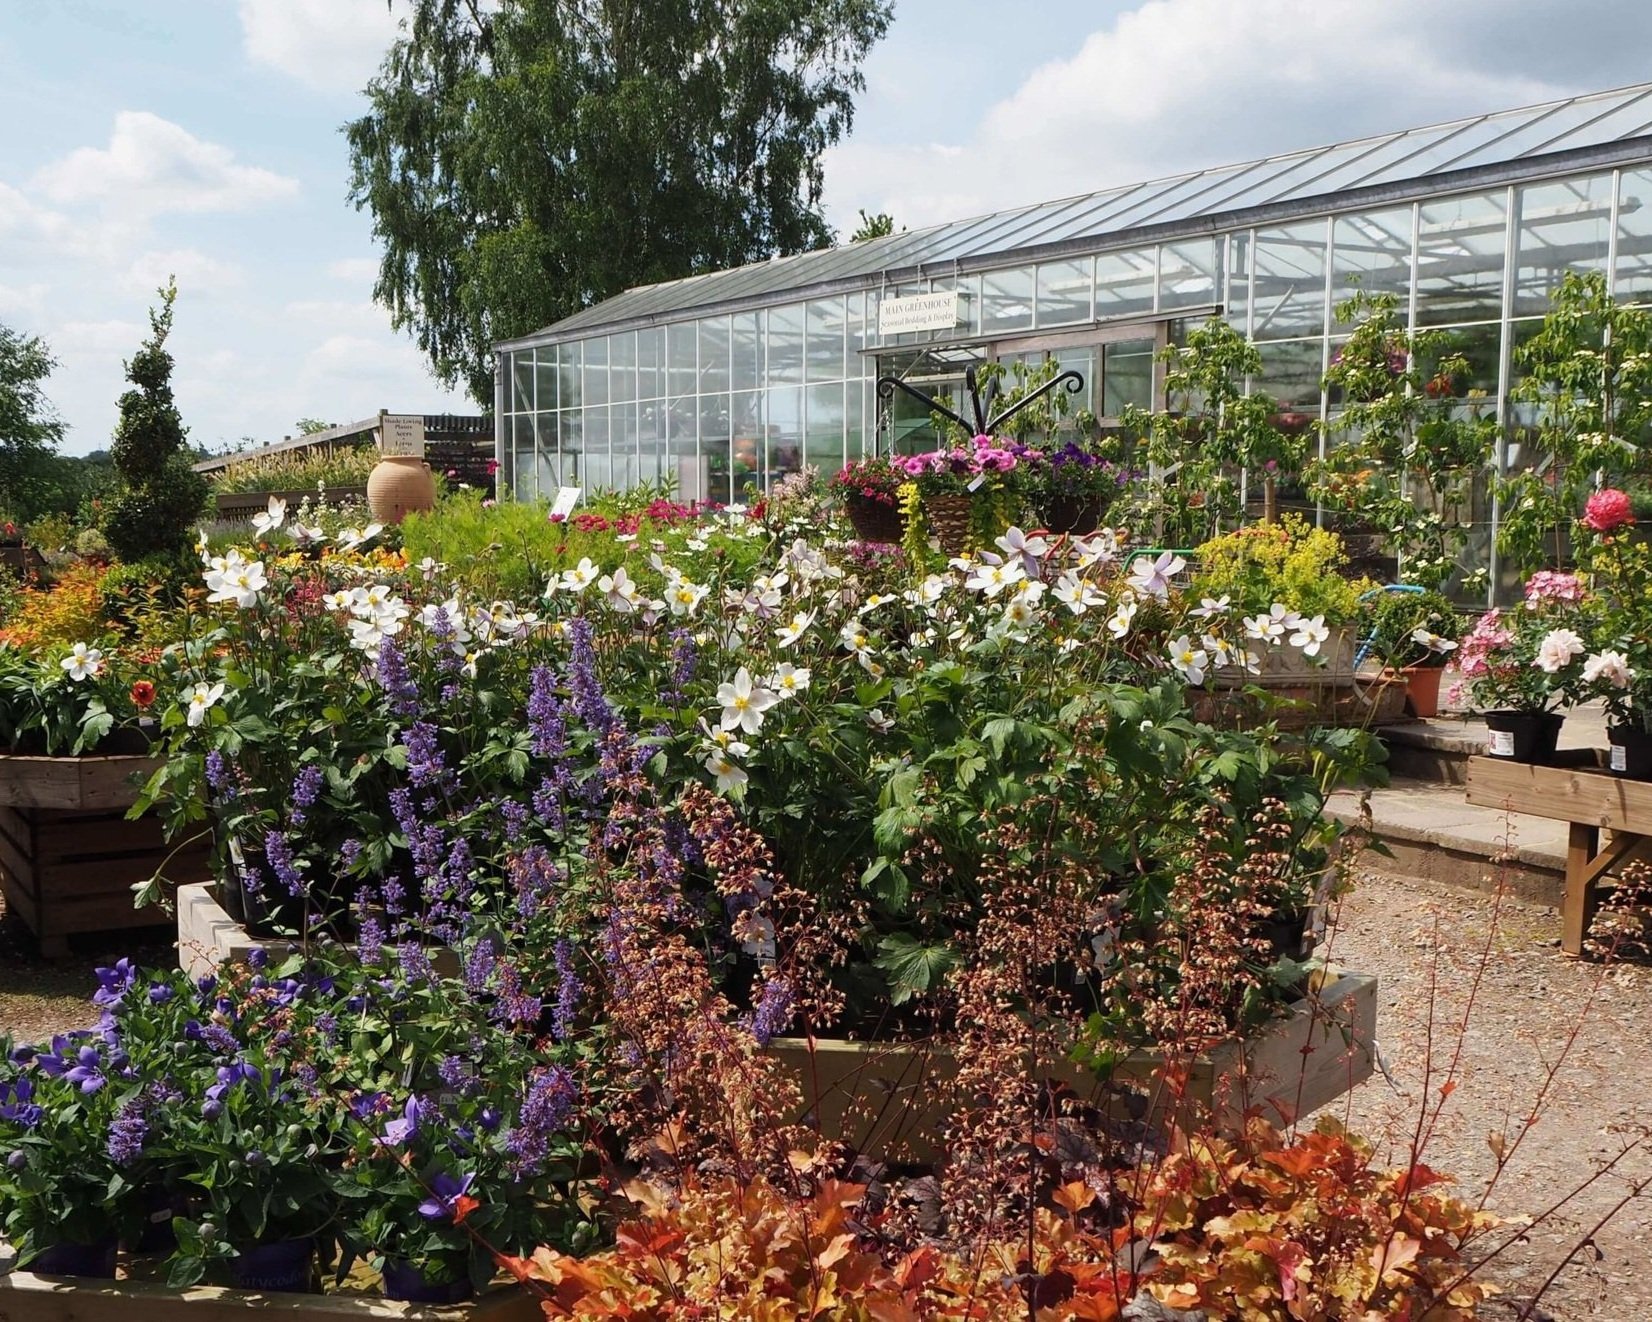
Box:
[1261,1145,1322,1178]
[1371,1233,1423,1280]
[1053,1180,1097,1215]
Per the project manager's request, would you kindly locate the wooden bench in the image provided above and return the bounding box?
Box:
[1464,756,1652,955]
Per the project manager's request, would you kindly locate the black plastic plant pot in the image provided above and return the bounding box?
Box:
[1483,709,1564,764]
[381,1256,475,1304]
[28,1234,119,1278]
[1608,723,1652,780]
[229,1237,316,1293]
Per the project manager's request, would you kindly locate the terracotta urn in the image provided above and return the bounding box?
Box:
[366,455,436,524]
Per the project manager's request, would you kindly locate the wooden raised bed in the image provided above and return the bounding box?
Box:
[0,754,209,956]
[770,971,1377,1163]
[0,1267,541,1322]
[1465,756,1652,956]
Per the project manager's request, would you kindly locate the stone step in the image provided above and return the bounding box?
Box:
[1377,703,1612,785]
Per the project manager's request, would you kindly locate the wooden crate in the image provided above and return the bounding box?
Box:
[769,971,1377,1164]
[0,754,208,956]
[0,1269,542,1322]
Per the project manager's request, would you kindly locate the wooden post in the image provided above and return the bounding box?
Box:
[1563,821,1599,956]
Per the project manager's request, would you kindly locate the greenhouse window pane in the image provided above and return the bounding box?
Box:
[698,315,730,395]
[1095,249,1156,319]
[1255,338,1325,414]
[1616,169,1652,302]
[928,273,979,335]
[583,338,609,408]
[767,384,803,484]
[1331,207,1413,310]
[1225,231,1251,330]
[510,351,535,413]
[1253,222,1328,340]
[767,304,805,385]
[1159,239,1219,312]
[730,390,763,495]
[1036,259,1092,327]
[512,415,538,499]
[609,331,636,404]
[805,381,846,473]
[666,323,696,398]
[1513,175,1612,316]
[982,266,1034,333]
[806,298,846,382]
[637,327,664,401]
[732,311,762,390]
[556,344,581,412]
[581,405,610,490]
[638,399,668,485]
[533,350,558,413]
[670,397,704,502]
[1416,192,1507,326]
[1102,340,1154,417]
[847,291,868,366]
[1424,322,1502,399]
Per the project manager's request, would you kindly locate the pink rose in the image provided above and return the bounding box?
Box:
[1584,487,1635,533]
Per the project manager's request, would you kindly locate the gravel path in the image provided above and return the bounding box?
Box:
[1325,868,1652,1321]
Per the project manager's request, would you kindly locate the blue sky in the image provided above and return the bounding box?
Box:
[4,0,1651,455]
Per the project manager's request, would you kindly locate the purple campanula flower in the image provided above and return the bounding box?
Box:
[382,1094,422,1145]
[92,959,137,1008]
[148,984,175,1005]
[65,1045,105,1094]
[201,1023,242,1056]
[417,1170,475,1221]
[205,750,233,796]
[349,1090,388,1122]
[0,1077,41,1128]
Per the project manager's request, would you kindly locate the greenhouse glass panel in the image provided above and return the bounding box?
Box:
[512,414,537,499]
[730,389,763,494]
[1095,249,1156,319]
[612,399,640,489]
[767,304,806,385]
[1102,340,1154,417]
[767,385,804,483]
[583,337,609,407]
[806,298,846,382]
[1049,345,1096,418]
[731,311,762,390]
[1331,208,1414,309]
[1158,239,1219,311]
[609,331,636,403]
[637,327,664,401]
[1255,339,1325,414]
[1036,259,1093,327]
[928,273,980,335]
[581,405,611,490]
[1616,169,1652,301]
[534,349,559,413]
[1252,222,1328,340]
[667,322,696,398]
[557,344,580,412]
[1513,175,1612,316]
[1416,192,1507,325]
[847,292,868,364]
[638,400,668,485]
[1225,231,1251,331]
[1425,322,1502,400]
[698,315,730,395]
[982,266,1034,333]
[511,351,535,413]
[805,381,846,472]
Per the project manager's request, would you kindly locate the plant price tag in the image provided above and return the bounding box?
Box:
[1612,744,1628,772]
[1488,730,1515,757]
[550,486,582,519]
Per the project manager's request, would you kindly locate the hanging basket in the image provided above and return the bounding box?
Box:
[844,492,906,544]
[923,493,975,555]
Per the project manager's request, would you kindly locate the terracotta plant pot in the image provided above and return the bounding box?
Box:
[366,456,436,525]
[922,493,975,555]
[843,492,905,544]
[1400,663,1445,719]
[1483,709,1564,764]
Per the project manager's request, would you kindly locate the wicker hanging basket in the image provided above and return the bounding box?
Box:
[922,493,975,555]
[844,492,906,544]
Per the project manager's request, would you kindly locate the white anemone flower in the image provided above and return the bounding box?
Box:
[1106,596,1137,639]
[416,556,446,581]
[668,580,710,617]
[323,588,355,612]
[250,496,287,536]
[289,522,325,548]
[866,708,894,734]
[337,523,383,553]
[1203,633,1235,669]
[767,662,811,697]
[206,560,267,609]
[1244,605,1298,645]
[775,610,815,647]
[195,527,212,564]
[186,681,226,728]
[1583,650,1635,688]
[1190,595,1231,619]
[1534,628,1585,673]
[716,666,779,735]
[1126,550,1185,599]
[857,651,887,679]
[1073,528,1122,568]
[995,526,1049,577]
[1052,572,1103,615]
[1289,614,1331,657]
[59,642,105,682]
[839,622,873,655]
[685,536,709,552]
[964,557,1025,598]
[560,558,599,594]
[703,750,749,793]
[599,567,642,613]
[1167,635,1209,685]
[1411,627,1459,655]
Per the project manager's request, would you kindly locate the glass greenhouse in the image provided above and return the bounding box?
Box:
[496,81,1652,586]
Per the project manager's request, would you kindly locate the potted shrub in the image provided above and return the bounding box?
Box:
[1453,572,1590,762]
[1576,489,1652,777]
[830,456,906,544]
[1359,588,1459,718]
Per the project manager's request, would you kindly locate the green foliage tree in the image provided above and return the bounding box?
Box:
[0,322,68,525]
[1499,270,1652,576]
[848,209,896,242]
[103,282,209,564]
[346,0,893,401]
[1121,319,1304,546]
[1309,291,1498,593]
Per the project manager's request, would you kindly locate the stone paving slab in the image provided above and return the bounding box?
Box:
[1326,777,1568,879]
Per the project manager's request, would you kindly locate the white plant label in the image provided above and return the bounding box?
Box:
[550,486,582,519]
[1612,744,1628,772]
[1488,730,1515,757]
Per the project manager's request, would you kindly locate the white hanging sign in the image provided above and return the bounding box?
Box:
[379,413,426,457]
[877,292,960,337]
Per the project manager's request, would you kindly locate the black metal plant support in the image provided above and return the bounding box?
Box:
[876,365,1084,440]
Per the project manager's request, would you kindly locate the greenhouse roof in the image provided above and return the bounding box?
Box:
[501,81,1652,349]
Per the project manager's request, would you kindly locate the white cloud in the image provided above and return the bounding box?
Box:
[32,111,299,218]
[122,249,244,297]
[822,0,1635,232]
[0,281,49,322]
[238,0,403,92]
[326,257,381,283]
[51,319,145,356]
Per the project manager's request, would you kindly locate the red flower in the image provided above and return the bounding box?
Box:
[130,680,157,709]
[1584,487,1635,533]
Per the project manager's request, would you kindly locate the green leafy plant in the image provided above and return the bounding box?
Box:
[1361,588,1461,670]
[1190,515,1373,626]
[209,444,378,495]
